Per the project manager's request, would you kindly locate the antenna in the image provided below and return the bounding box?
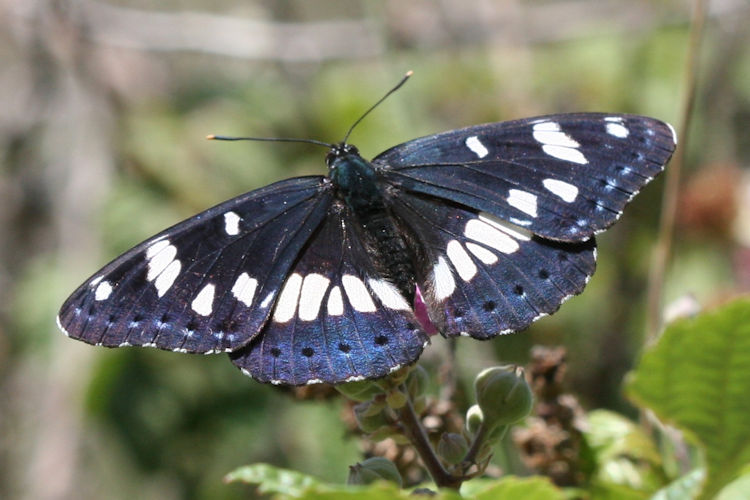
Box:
[207,70,413,148]
[342,70,413,144]
[206,135,332,148]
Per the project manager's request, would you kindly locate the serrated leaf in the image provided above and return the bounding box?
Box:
[626,298,750,500]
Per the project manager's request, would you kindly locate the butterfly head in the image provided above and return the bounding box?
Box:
[326,142,360,169]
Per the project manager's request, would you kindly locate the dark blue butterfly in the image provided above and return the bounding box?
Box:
[57,89,676,385]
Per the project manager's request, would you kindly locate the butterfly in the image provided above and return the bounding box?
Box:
[57,77,676,386]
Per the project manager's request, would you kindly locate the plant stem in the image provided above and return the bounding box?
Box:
[645,0,706,342]
[395,385,463,489]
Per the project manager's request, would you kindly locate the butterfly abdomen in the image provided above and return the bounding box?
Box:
[330,147,417,303]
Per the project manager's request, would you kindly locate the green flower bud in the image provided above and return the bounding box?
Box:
[354,402,390,433]
[347,457,403,487]
[335,379,384,402]
[406,365,430,398]
[437,432,469,465]
[465,404,484,435]
[474,366,533,428]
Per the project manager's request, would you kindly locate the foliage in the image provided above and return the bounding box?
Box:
[225,463,562,500]
[627,298,750,500]
[226,298,750,498]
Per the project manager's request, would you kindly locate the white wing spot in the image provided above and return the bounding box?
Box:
[273,273,303,323]
[465,136,489,158]
[327,285,344,316]
[368,278,410,311]
[154,259,181,297]
[542,178,579,202]
[146,241,177,281]
[94,280,113,301]
[465,219,520,254]
[479,212,532,240]
[191,283,215,316]
[231,272,258,307]
[145,239,182,297]
[223,211,241,236]
[146,239,171,259]
[532,121,560,131]
[542,144,588,164]
[342,275,376,313]
[446,240,477,281]
[298,273,331,321]
[507,189,538,217]
[432,256,456,300]
[606,122,629,138]
[532,122,580,148]
[465,242,498,265]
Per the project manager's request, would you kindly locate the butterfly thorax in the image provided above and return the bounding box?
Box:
[327,143,417,303]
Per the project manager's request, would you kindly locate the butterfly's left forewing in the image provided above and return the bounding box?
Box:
[376,113,676,241]
[57,176,332,354]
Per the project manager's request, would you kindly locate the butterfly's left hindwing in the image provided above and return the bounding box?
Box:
[230,204,429,385]
[57,177,332,354]
[389,192,596,339]
[376,113,676,241]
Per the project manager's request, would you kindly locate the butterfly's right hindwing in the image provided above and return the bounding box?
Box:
[230,203,430,385]
[57,176,332,354]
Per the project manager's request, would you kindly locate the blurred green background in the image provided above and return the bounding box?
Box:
[1,0,749,498]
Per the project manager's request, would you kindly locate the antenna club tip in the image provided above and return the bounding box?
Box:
[405,70,414,77]
[206,134,216,140]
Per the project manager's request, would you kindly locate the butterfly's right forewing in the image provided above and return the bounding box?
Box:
[57,176,333,354]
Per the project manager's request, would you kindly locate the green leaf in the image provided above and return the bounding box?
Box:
[584,410,665,494]
[464,476,565,500]
[225,463,321,496]
[224,463,423,500]
[650,469,704,500]
[225,464,565,500]
[626,298,750,500]
[716,473,750,500]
